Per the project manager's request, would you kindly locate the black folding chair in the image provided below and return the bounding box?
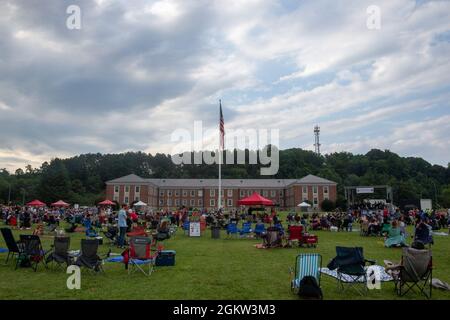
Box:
[75,239,110,273]
[45,236,72,270]
[388,247,432,299]
[17,235,46,272]
[1,228,21,265]
[328,246,376,295]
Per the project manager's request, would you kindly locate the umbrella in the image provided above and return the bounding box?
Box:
[133,200,147,206]
[51,200,70,207]
[98,199,115,206]
[297,202,311,207]
[237,192,274,206]
[27,199,46,207]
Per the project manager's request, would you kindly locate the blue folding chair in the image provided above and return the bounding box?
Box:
[254,223,266,238]
[239,222,253,237]
[291,253,322,293]
[226,223,240,238]
[182,221,190,235]
[84,219,98,238]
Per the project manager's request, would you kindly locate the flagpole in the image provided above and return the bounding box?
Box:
[218,100,222,211]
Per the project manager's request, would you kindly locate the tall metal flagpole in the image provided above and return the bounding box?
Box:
[218,100,222,211]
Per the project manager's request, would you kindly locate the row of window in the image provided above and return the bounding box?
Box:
[114,185,329,199]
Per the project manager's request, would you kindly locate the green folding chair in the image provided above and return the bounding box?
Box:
[290,253,322,293]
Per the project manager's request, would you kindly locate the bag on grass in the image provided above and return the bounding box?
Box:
[298,276,323,300]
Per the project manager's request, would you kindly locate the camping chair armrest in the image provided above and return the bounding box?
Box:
[365,259,376,265]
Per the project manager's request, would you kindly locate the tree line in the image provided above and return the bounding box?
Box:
[0,148,449,208]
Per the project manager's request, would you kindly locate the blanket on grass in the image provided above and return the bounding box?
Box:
[320,265,393,282]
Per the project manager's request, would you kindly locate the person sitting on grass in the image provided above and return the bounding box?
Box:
[384,220,407,248]
[368,218,380,235]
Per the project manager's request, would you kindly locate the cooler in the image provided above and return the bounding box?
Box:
[156,250,176,266]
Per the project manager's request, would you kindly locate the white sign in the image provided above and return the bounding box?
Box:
[189,222,201,237]
[420,199,432,211]
[357,187,374,194]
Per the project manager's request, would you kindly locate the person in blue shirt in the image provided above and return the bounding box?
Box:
[118,205,128,248]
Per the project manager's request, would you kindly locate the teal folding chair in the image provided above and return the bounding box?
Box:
[290,253,322,293]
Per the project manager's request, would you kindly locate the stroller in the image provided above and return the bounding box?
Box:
[103,226,118,245]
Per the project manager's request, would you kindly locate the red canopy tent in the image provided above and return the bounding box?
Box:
[98,199,115,206]
[51,200,70,207]
[237,192,274,206]
[27,199,46,207]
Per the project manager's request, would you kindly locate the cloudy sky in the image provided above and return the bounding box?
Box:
[0,0,449,172]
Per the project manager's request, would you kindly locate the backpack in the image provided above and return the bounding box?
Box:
[298,276,323,300]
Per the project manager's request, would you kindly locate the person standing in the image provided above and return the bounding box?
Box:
[118,205,128,248]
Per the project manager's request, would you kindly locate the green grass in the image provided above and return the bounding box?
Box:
[1,220,449,300]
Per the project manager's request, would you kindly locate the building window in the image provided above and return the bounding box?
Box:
[135,196,140,202]
[198,190,203,197]
[227,199,233,207]
[182,199,187,206]
[210,189,215,197]
[175,199,180,206]
[114,185,119,193]
[167,190,172,197]
[240,190,245,197]
[302,186,307,193]
[280,190,284,196]
[313,197,318,206]
[210,199,215,207]
[135,186,140,193]
[247,190,252,196]
[263,190,268,197]
[159,199,164,206]
[124,196,129,204]
[227,189,233,197]
[190,199,195,207]
[167,199,172,206]
[182,190,187,197]
[198,199,203,206]
[113,195,118,202]
[271,190,276,197]
[175,190,179,197]
[125,186,130,193]
[324,186,329,194]
[159,190,164,196]
[313,186,318,194]
[190,190,195,197]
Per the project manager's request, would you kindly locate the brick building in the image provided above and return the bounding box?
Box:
[105,174,337,211]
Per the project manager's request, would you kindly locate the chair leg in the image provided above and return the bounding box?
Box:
[5,252,10,264]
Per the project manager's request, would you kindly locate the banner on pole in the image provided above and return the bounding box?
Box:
[356,187,374,194]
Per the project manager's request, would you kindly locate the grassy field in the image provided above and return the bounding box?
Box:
[0,220,449,300]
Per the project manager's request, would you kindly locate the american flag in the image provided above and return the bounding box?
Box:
[219,100,225,149]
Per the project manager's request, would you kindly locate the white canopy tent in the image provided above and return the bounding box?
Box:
[133,200,147,206]
[297,202,311,208]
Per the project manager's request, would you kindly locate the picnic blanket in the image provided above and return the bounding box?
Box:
[320,265,393,282]
[0,248,8,253]
[432,232,448,236]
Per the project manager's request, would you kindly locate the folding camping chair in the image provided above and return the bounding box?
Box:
[84,219,98,238]
[327,246,376,295]
[387,247,432,299]
[287,225,303,247]
[45,236,72,270]
[414,225,433,247]
[75,239,109,273]
[226,223,240,238]
[127,236,158,276]
[1,227,21,265]
[17,235,46,272]
[254,222,266,238]
[239,222,253,237]
[290,253,322,294]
